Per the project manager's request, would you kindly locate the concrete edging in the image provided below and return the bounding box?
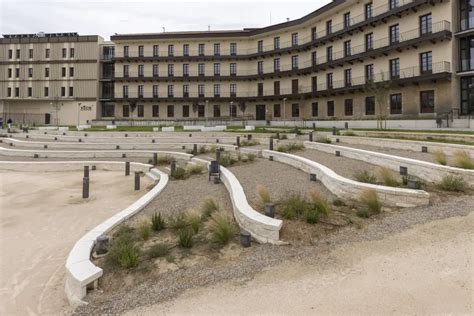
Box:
[305,141,474,186]
[262,150,430,208]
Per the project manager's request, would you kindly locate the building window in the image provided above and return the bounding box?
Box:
[389,0,399,10]
[62,67,66,77]
[460,36,474,72]
[153,85,159,98]
[390,58,400,79]
[198,84,205,97]
[312,51,317,66]
[69,67,74,77]
[312,102,318,117]
[230,43,237,56]
[183,84,189,98]
[344,69,352,87]
[365,96,375,115]
[182,105,190,117]
[45,48,50,58]
[7,87,11,97]
[15,87,20,97]
[138,85,144,98]
[168,45,174,57]
[459,0,474,31]
[198,44,205,56]
[153,45,159,57]
[61,87,66,97]
[168,64,174,76]
[292,79,299,94]
[123,65,129,77]
[291,55,299,69]
[182,64,189,76]
[292,104,300,117]
[124,46,129,57]
[62,48,67,58]
[137,104,144,117]
[70,48,74,58]
[344,40,351,57]
[29,49,33,59]
[138,45,144,57]
[198,104,205,117]
[365,64,374,82]
[152,105,159,117]
[460,76,474,115]
[420,90,435,113]
[230,83,237,97]
[291,32,298,46]
[327,46,333,62]
[273,104,281,118]
[123,85,128,98]
[167,105,174,118]
[344,99,353,116]
[214,63,221,76]
[390,93,402,114]
[312,76,318,93]
[274,81,280,95]
[168,85,174,97]
[327,73,333,89]
[230,63,237,75]
[28,68,33,78]
[365,2,373,19]
[214,84,220,97]
[326,20,332,35]
[15,68,20,78]
[183,44,189,57]
[213,104,221,117]
[343,12,351,28]
[274,58,280,72]
[101,104,115,117]
[28,87,32,97]
[365,33,374,50]
[16,49,20,59]
[44,87,49,97]
[69,87,74,97]
[123,105,130,117]
[420,13,432,35]
[8,49,12,59]
[274,37,280,50]
[198,63,205,76]
[214,43,220,56]
[153,64,159,77]
[420,51,433,74]
[8,68,12,78]
[390,24,400,44]
[257,61,264,74]
[138,64,144,77]
[258,83,264,96]
[311,27,317,41]
[327,101,335,117]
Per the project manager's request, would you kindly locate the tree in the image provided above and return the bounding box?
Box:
[364,72,392,129]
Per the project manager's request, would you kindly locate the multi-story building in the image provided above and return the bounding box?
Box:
[0,33,102,125]
[1,0,473,125]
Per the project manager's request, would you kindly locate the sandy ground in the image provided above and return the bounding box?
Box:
[127,211,474,315]
[0,170,152,316]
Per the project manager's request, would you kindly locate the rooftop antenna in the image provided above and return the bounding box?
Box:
[162,27,165,32]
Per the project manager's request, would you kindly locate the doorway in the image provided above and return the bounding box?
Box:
[256,104,266,120]
[45,113,51,125]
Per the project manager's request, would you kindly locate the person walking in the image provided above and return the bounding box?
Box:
[7,118,12,130]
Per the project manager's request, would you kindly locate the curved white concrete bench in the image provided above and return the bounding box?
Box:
[305,141,474,187]
[329,135,474,157]
[262,150,430,208]
[191,157,283,244]
[0,147,192,160]
[344,130,474,143]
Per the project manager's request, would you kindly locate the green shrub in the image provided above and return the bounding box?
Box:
[187,164,205,175]
[157,155,172,165]
[241,140,259,147]
[453,151,474,169]
[151,212,165,231]
[198,145,208,154]
[208,212,236,246]
[316,136,332,144]
[220,153,238,167]
[304,208,320,224]
[359,190,382,214]
[169,214,188,230]
[147,243,170,258]
[201,198,219,219]
[433,149,447,166]
[138,220,152,240]
[256,184,271,204]
[332,198,346,206]
[276,143,304,153]
[280,194,309,219]
[177,228,194,248]
[171,167,188,180]
[356,209,371,218]
[107,231,140,269]
[186,211,202,234]
[379,167,399,187]
[437,175,466,192]
[309,189,332,216]
[353,170,378,184]
[344,130,356,136]
[280,134,288,140]
[247,153,257,161]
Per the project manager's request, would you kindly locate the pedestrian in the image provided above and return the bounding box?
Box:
[7,118,12,130]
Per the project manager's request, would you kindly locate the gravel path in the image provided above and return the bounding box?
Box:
[75,193,474,315]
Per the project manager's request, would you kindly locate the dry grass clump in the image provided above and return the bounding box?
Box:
[279,191,331,224]
[157,155,173,165]
[433,149,447,166]
[177,228,195,248]
[208,212,236,246]
[276,143,305,153]
[185,210,202,234]
[151,212,165,231]
[107,226,140,269]
[186,164,205,175]
[147,243,170,258]
[359,189,382,215]
[257,184,271,204]
[437,175,466,192]
[308,189,332,216]
[138,219,152,240]
[453,151,474,169]
[240,140,260,147]
[201,198,220,219]
[378,167,399,187]
[316,136,332,144]
[353,170,377,184]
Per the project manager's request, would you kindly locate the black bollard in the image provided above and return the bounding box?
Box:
[216,149,221,163]
[78,138,82,142]
[248,134,252,141]
[264,203,275,218]
[344,122,349,129]
[83,177,89,199]
[276,132,280,140]
[125,161,130,176]
[95,234,109,255]
[236,136,241,147]
[134,172,140,191]
[309,132,313,142]
[312,122,316,131]
[153,153,158,165]
[84,165,89,178]
[152,139,155,143]
[332,126,337,135]
[240,230,251,248]
[170,160,177,173]
[116,145,120,150]
[269,137,274,151]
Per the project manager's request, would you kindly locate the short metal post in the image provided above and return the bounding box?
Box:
[344,122,349,129]
[84,165,89,178]
[193,144,197,155]
[309,132,313,142]
[269,137,274,151]
[152,139,155,143]
[116,145,120,150]
[264,203,275,218]
[312,122,316,131]
[421,146,428,153]
[248,134,252,141]
[240,230,251,248]
[95,234,109,255]
[170,160,177,173]
[134,172,140,191]
[332,126,337,136]
[83,177,89,199]
[236,136,240,147]
[216,149,221,163]
[153,152,158,165]
[125,161,130,176]
[276,132,280,140]
[335,151,341,157]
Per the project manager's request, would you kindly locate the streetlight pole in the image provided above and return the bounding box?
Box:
[77,102,82,128]
[283,98,287,127]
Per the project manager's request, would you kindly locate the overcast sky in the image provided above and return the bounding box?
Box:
[0,0,331,40]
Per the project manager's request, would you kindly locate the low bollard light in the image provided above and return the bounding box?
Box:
[170,160,177,173]
[269,137,274,151]
[335,151,341,157]
[95,234,109,255]
[83,177,89,199]
[134,172,140,191]
[125,161,130,176]
[236,136,241,147]
[84,165,89,178]
[153,152,158,165]
[309,132,313,142]
[193,144,198,155]
[240,230,251,248]
[310,173,317,181]
[312,122,316,131]
[332,126,337,135]
[421,146,428,153]
[264,203,275,218]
